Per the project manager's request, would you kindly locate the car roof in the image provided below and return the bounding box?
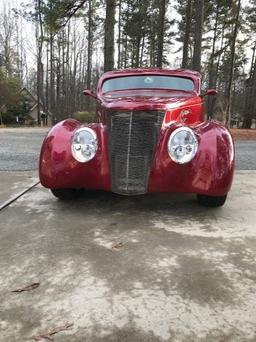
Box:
[101,68,201,79]
[97,68,201,94]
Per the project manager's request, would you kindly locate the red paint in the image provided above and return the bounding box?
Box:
[40,119,111,191]
[39,68,234,196]
[148,121,234,196]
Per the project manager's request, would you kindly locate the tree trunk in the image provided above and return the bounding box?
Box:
[86,0,93,109]
[208,1,220,88]
[124,34,128,68]
[45,39,49,124]
[243,42,256,128]
[117,1,121,69]
[87,0,93,90]
[66,22,70,116]
[140,33,145,66]
[156,0,166,67]
[216,23,226,90]
[182,0,192,69]
[56,37,61,120]
[135,36,141,67]
[192,0,204,72]
[36,0,44,126]
[49,31,55,121]
[207,0,220,118]
[104,0,116,72]
[251,49,256,118]
[225,0,241,127]
[61,30,66,117]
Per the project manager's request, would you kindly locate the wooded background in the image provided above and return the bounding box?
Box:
[0,0,255,128]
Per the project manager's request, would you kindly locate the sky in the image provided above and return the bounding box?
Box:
[0,0,37,66]
[0,0,253,73]
[0,0,182,70]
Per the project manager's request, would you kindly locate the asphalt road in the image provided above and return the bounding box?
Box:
[0,129,48,171]
[0,128,255,171]
[235,140,256,170]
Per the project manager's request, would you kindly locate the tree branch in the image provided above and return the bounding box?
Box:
[59,0,87,28]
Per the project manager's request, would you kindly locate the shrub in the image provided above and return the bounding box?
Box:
[73,111,96,123]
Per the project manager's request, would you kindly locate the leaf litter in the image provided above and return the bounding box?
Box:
[31,322,73,341]
[11,282,40,293]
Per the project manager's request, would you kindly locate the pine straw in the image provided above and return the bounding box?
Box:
[230,129,256,140]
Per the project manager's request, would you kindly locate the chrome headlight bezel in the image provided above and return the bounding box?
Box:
[71,127,98,163]
[168,127,198,164]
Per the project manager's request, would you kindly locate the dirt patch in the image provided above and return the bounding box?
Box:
[230,129,256,140]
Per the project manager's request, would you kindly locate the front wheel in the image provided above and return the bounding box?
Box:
[197,194,227,207]
[50,188,83,200]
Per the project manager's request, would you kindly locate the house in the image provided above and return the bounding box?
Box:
[20,87,52,126]
[29,103,45,124]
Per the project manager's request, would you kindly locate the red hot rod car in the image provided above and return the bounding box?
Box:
[39,68,234,207]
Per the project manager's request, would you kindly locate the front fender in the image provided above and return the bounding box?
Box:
[148,120,235,196]
[39,119,111,190]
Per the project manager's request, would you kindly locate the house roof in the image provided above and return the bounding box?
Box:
[20,87,37,103]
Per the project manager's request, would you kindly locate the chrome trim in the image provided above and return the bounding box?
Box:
[125,112,133,191]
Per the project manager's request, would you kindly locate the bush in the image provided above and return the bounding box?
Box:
[73,111,96,123]
[3,96,32,124]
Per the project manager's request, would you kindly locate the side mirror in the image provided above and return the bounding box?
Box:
[204,88,218,97]
[83,89,98,100]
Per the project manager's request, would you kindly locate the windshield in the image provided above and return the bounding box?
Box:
[102,75,195,93]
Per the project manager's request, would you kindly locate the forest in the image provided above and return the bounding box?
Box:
[0,0,255,128]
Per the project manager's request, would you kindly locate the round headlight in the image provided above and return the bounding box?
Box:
[71,127,98,163]
[168,127,198,164]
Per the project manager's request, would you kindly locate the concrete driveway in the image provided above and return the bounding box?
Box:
[1,171,256,341]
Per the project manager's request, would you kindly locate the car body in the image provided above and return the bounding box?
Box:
[39,68,235,206]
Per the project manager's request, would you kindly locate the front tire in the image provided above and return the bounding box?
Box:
[197,194,227,207]
[50,188,83,200]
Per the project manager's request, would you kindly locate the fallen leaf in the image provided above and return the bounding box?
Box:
[111,241,124,250]
[12,282,40,293]
[32,322,73,341]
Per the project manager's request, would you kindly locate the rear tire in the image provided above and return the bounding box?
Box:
[197,194,227,207]
[50,188,83,200]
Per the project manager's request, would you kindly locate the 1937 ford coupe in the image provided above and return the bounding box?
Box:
[39,68,234,207]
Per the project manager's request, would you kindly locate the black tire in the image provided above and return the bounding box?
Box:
[50,188,83,200]
[197,194,227,207]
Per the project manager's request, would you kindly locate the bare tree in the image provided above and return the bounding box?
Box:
[156,0,166,67]
[36,0,44,125]
[192,0,204,72]
[182,0,192,69]
[104,0,116,72]
[225,0,241,127]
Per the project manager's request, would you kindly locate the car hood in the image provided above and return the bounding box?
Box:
[100,90,200,111]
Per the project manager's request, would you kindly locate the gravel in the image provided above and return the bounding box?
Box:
[0,129,255,171]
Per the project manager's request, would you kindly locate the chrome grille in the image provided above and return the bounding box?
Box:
[108,110,165,195]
